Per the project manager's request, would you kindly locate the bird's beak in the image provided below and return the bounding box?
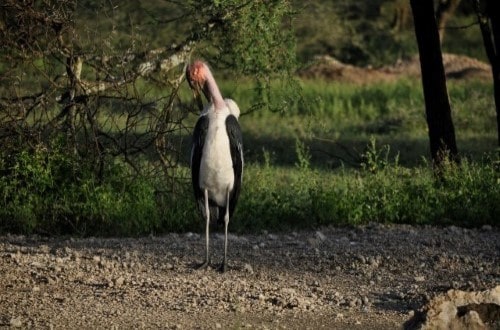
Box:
[192,83,204,112]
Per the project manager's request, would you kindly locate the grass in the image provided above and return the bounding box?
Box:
[234,155,500,232]
[217,78,496,168]
[0,77,499,236]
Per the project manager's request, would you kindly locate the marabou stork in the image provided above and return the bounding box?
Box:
[186,60,243,272]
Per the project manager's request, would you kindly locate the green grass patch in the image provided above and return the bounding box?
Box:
[231,142,500,232]
[1,78,498,235]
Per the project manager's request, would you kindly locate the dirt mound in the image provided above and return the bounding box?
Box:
[298,53,492,83]
[405,286,500,330]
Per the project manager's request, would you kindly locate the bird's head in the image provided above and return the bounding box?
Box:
[186,60,209,111]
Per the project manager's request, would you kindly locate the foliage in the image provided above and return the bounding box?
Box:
[0,0,297,235]
[234,147,500,232]
[0,138,200,235]
[292,0,487,66]
[0,1,497,236]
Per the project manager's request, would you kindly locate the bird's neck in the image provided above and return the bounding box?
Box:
[204,69,225,111]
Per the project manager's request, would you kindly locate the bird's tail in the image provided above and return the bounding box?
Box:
[211,205,228,227]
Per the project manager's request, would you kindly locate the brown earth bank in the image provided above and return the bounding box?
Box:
[0,224,499,329]
[298,53,493,83]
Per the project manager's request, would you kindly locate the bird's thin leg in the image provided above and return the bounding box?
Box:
[220,188,230,273]
[198,189,210,269]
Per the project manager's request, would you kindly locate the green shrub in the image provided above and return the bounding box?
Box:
[0,139,170,236]
[234,142,500,232]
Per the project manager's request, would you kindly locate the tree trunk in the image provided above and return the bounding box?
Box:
[475,0,500,147]
[491,1,500,147]
[410,0,459,166]
[487,0,500,147]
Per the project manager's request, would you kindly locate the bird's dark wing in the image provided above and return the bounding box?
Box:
[226,114,243,218]
[191,115,209,205]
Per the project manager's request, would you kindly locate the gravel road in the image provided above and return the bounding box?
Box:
[1,224,499,329]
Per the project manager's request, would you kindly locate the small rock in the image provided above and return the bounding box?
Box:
[31,261,44,269]
[268,234,278,240]
[481,225,492,231]
[316,231,326,241]
[10,317,22,328]
[243,263,254,274]
[414,276,425,282]
[282,288,296,296]
[114,276,125,287]
[215,323,222,329]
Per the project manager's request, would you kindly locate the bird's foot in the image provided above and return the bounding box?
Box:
[196,260,211,270]
[218,261,228,273]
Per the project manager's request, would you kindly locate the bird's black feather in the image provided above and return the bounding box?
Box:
[226,114,243,219]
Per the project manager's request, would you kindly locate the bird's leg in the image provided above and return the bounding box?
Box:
[198,189,210,270]
[219,188,231,273]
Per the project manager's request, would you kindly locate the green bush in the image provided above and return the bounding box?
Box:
[0,140,165,236]
[233,141,500,232]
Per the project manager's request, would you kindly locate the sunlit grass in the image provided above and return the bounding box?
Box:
[1,77,499,235]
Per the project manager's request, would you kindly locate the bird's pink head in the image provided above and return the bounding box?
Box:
[186,61,209,111]
[186,60,207,89]
[186,60,224,111]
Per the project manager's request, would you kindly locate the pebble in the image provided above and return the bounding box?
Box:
[114,276,125,287]
[31,261,44,269]
[315,231,326,241]
[414,276,425,282]
[10,317,22,328]
[481,225,492,231]
[268,234,278,240]
[243,263,254,274]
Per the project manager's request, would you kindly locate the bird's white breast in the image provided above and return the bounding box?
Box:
[199,109,235,206]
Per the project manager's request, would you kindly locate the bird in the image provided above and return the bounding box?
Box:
[186,60,243,272]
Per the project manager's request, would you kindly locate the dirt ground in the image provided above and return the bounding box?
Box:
[298,53,492,83]
[1,224,499,329]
